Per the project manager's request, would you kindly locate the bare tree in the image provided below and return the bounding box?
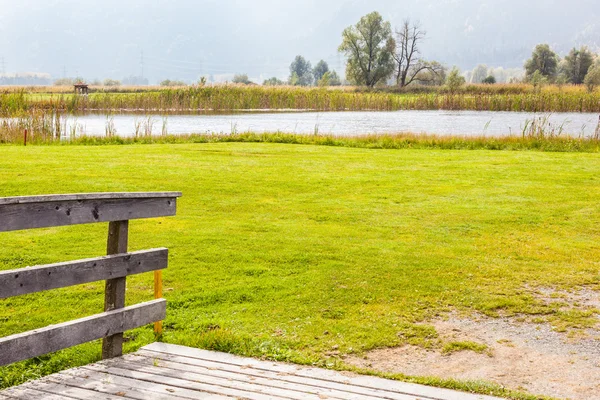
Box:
[393,20,441,87]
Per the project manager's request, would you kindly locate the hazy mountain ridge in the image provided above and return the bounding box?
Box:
[0,0,598,83]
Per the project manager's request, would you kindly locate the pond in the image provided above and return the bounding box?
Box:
[41,110,600,137]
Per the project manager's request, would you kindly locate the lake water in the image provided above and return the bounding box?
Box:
[54,110,600,137]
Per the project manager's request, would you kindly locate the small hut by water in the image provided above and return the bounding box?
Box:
[74,83,89,95]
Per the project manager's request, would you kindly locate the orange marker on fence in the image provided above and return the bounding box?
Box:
[154,270,163,336]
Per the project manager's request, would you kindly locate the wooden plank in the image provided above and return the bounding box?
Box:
[0,193,182,206]
[102,221,128,360]
[143,343,500,400]
[26,380,136,400]
[0,300,166,366]
[0,249,167,299]
[103,360,307,399]
[133,351,408,400]
[118,354,389,400]
[59,368,231,400]
[82,363,290,400]
[0,194,180,232]
[48,371,197,400]
[0,387,68,400]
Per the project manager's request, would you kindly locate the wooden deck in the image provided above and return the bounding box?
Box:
[1,343,501,400]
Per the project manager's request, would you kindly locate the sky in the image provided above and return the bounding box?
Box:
[0,0,599,83]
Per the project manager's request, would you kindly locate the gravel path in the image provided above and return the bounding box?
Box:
[347,288,600,400]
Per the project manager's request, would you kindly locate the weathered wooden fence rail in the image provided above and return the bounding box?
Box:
[0,192,181,366]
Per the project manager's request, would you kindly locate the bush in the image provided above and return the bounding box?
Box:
[263,77,285,86]
[160,79,187,87]
[233,74,252,85]
[103,79,121,87]
[584,64,600,93]
[446,67,465,93]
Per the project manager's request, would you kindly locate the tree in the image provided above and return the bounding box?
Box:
[54,78,75,86]
[233,74,252,84]
[160,79,186,86]
[317,72,331,87]
[338,11,395,87]
[584,62,600,92]
[525,44,559,79]
[412,62,446,86]
[289,56,313,86]
[470,64,488,83]
[393,20,442,87]
[530,70,547,92]
[555,74,568,89]
[562,47,594,84]
[329,70,342,86]
[103,79,121,86]
[482,75,496,84]
[445,67,465,93]
[263,77,285,86]
[313,60,329,83]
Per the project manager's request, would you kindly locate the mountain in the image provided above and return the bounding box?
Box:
[0,0,598,83]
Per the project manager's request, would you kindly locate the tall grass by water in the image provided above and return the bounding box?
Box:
[2,85,600,115]
[2,125,599,153]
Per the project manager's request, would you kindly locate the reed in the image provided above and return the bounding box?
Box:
[1,85,599,116]
[1,127,598,153]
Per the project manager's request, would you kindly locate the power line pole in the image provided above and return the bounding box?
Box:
[1,57,5,75]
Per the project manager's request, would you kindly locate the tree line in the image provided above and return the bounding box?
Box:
[525,44,600,91]
[275,11,600,91]
[48,11,600,90]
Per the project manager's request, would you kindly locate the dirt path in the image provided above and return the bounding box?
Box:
[347,289,600,399]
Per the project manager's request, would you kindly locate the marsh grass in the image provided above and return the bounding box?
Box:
[2,85,600,116]
[104,115,116,137]
[1,128,598,153]
[1,107,599,152]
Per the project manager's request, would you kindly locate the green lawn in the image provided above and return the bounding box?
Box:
[1,143,599,398]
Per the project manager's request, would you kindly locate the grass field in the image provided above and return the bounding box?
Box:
[1,143,599,399]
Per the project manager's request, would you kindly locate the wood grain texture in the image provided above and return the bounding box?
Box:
[0,192,182,205]
[102,221,128,359]
[57,368,231,400]
[0,387,67,400]
[131,351,403,399]
[142,343,499,400]
[20,381,131,400]
[0,195,179,232]
[83,364,284,400]
[0,249,167,299]
[117,354,390,400]
[0,299,166,366]
[1,343,504,400]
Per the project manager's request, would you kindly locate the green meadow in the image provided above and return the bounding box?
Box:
[1,142,599,399]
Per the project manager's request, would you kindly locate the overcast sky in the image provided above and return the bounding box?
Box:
[1,0,599,83]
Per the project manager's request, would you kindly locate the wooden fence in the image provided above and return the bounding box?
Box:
[0,192,181,366]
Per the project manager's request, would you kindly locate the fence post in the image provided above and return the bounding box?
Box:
[102,220,129,359]
[24,129,27,146]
